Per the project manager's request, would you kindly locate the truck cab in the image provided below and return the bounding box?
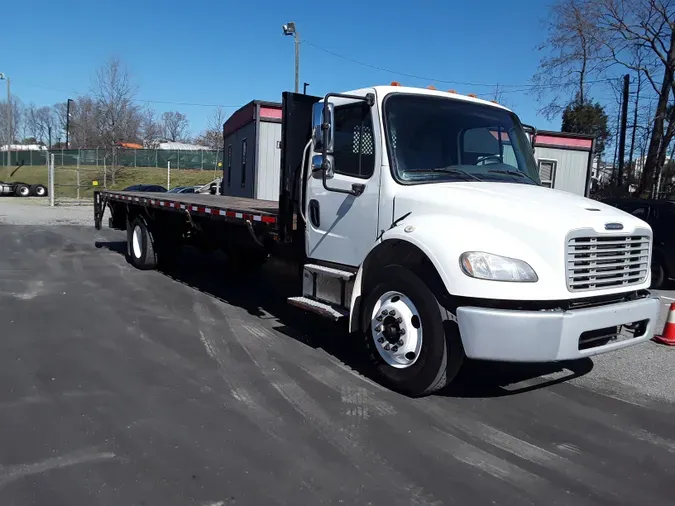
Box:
[290,84,660,396]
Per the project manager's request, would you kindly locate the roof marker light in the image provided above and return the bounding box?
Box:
[391,81,401,86]
[448,89,457,94]
[467,93,477,98]
[427,85,436,90]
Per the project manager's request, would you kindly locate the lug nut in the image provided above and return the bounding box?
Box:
[384,344,391,351]
[381,310,388,316]
[400,328,406,335]
[390,310,396,316]
[392,345,398,352]
[397,339,404,346]
[376,315,383,322]
[377,337,384,343]
[396,317,402,323]
[375,325,382,332]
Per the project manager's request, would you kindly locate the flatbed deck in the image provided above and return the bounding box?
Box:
[101,190,279,225]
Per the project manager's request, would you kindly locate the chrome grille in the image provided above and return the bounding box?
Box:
[567,235,650,292]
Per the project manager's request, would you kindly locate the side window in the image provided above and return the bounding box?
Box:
[538,160,557,188]
[332,102,375,178]
[227,144,232,187]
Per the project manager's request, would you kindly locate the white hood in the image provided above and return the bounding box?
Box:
[393,182,647,235]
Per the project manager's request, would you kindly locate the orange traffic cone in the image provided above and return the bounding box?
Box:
[652,302,675,346]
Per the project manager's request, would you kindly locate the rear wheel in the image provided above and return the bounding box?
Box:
[14,184,30,197]
[126,216,158,270]
[30,184,47,197]
[361,264,464,397]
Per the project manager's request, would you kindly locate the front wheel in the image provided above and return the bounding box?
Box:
[361,265,464,397]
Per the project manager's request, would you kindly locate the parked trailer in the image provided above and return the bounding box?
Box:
[0,181,48,197]
[94,86,661,397]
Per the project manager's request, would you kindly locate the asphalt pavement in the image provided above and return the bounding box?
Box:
[0,203,674,505]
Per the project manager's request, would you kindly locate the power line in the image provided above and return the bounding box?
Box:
[302,39,617,90]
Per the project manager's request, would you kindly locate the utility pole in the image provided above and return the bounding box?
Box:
[616,74,630,191]
[283,22,300,93]
[65,98,74,149]
[0,73,11,167]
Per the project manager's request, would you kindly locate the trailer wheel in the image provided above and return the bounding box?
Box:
[361,264,464,397]
[30,184,48,197]
[127,216,158,270]
[14,184,30,197]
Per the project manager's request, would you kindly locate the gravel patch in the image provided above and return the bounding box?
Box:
[0,198,93,226]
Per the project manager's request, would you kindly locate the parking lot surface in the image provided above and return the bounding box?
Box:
[1,203,674,505]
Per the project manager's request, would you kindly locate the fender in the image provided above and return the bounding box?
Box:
[348,213,556,332]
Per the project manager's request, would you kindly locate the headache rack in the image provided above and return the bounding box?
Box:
[566,232,651,292]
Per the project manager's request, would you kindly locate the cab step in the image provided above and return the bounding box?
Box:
[287,296,348,321]
[304,263,355,280]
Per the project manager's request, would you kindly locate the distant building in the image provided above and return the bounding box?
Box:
[1,144,47,151]
[529,131,596,197]
[220,100,282,200]
[157,141,210,151]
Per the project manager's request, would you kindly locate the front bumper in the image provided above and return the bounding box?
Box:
[456,295,660,362]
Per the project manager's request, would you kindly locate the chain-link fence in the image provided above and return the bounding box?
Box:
[1,148,224,203]
[0,147,223,170]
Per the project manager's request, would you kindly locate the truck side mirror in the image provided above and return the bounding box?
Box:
[312,102,334,154]
[311,154,334,179]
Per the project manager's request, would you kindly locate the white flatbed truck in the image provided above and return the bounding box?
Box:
[94,85,661,397]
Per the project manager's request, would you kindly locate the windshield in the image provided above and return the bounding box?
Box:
[384,94,540,185]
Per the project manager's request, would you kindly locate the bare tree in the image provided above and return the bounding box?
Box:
[161,111,189,142]
[0,96,23,145]
[140,108,162,148]
[92,57,143,147]
[533,0,604,118]
[194,106,226,149]
[596,0,675,194]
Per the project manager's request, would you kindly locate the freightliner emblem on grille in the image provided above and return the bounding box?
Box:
[604,222,624,230]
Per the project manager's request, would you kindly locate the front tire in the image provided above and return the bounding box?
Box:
[361,265,464,397]
[126,216,158,270]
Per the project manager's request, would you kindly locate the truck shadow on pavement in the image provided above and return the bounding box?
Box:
[95,240,594,398]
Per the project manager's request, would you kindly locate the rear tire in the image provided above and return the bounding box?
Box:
[126,216,158,270]
[14,184,30,197]
[361,264,464,397]
[30,184,47,197]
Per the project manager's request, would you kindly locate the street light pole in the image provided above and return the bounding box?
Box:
[0,73,11,167]
[282,22,300,93]
[66,98,74,149]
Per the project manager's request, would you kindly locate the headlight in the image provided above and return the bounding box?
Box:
[459,251,538,282]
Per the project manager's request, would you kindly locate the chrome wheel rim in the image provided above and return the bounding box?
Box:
[371,291,423,368]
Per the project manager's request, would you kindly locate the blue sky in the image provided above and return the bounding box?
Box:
[0,0,615,137]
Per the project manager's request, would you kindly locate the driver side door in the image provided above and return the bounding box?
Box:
[305,97,381,267]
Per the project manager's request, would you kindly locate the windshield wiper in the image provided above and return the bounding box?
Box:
[487,168,538,184]
[417,167,482,181]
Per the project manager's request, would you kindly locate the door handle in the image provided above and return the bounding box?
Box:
[309,199,320,228]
